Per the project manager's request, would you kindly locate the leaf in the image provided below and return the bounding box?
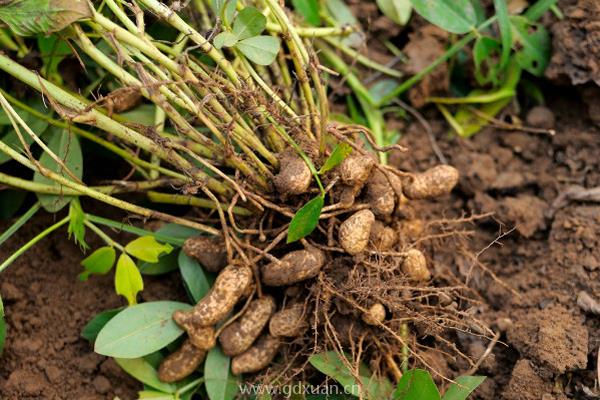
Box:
[510,16,551,76]
[155,223,202,242]
[309,352,394,399]
[116,357,177,393]
[409,0,477,34]
[37,34,70,82]
[204,347,239,400]
[79,246,116,281]
[325,0,363,47]
[393,369,440,400]
[120,104,156,127]
[68,198,88,250]
[473,36,503,86]
[138,391,176,400]
[214,31,238,49]
[292,0,321,26]
[368,79,400,105]
[286,195,324,243]
[377,0,412,25]
[0,294,6,355]
[442,376,486,400]
[233,7,266,41]
[211,0,237,25]
[236,35,280,65]
[115,253,144,305]
[319,143,353,175]
[493,0,512,69]
[81,307,123,342]
[178,251,211,303]
[0,190,26,219]
[138,251,179,276]
[94,301,191,358]
[0,0,92,36]
[125,236,174,263]
[33,128,83,212]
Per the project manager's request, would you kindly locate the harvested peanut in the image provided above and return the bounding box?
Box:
[365,171,395,218]
[173,319,216,350]
[274,152,312,195]
[174,265,253,327]
[403,165,459,199]
[369,220,398,251]
[261,247,325,286]
[339,209,375,255]
[362,303,386,325]
[339,154,375,189]
[158,339,206,383]
[269,303,308,337]
[183,236,227,273]
[231,334,280,375]
[401,249,430,281]
[219,296,276,356]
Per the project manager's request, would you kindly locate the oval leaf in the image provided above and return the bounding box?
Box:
[493,0,511,69]
[205,346,239,400]
[0,0,92,36]
[286,195,324,243]
[410,0,476,34]
[393,369,440,400]
[178,251,211,303]
[473,36,502,86]
[115,253,144,305]
[115,357,177,394]
[319,143,353,175]
[125,236,173,263]
[81,307,123,342]
[236,35,280,65]
[442,375,485,400]
[139,251,179,276]
[0,98,49,165]
[233,7,266,40]
[155,223,202,242]
[292,0,321,26]
[214,31,238,49]
[79,246,116,281]
[94,301,191,358]
[377,0,412,25]
[510,16,551,76]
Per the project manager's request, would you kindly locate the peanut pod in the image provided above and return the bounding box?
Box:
[231,334,280,375]
[402,165,459,200]
[158,339,206,383]
[269,303,308,337]
[261,247,325,286]
[183,236,227,273]
[338,209,375,255]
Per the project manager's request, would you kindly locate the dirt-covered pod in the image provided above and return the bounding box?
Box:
[218,296,276,356]
[174,265,253,327]
[231,334,280,375]
[273,151,312,195]
[339,154,375,189]
[173,319,216,350]
[369,220,398,251]
[365,171,396,219]
[182,236,227,273]
[401,249,431,281]
[338,209,375,255]
[269,303,309,337]
[362,303,386,325]
[402,165,459,200]
[158,339,206,383]
[261,247,325,286]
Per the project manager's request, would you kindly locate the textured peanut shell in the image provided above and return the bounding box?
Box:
[158,340,206,383]
[183,236,227,273]
[338,210,375,255]
[403,165,459,200]
[219,296,276,356]
[269,303,308,337]
[362,303,386,325]
[401,249,431,281]
[261,247,325,286]
[369,221,398,251]
[339,155,375,189]
[172,317,216,350]
[274,152,312,195]
[175,265,253,327]
[365,171,395,218]
[231,334,280,375]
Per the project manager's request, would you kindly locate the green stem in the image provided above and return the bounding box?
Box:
[175,377,204,397]
[266,23,354,37]
[147,191,252,216]
[0,216,69,274]
[84,214,185,246]
[0,202,41,247]
[84,220,125,251]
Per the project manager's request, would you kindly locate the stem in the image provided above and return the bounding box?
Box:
[0,216,69,274]
[0,202,41,247]
[85,214,185,246]
[266,23,354,37]
[176,377,204,397]
[84,220,125,251]
[147,191,252,216]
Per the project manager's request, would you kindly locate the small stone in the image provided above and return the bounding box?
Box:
[1,282,23,301]
[92,375,112,394]
[44,365,63,384]
[526,106,555,129]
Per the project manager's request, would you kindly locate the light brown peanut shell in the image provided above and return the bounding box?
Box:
[172,317,216,350]
[269,303,309,337]
[362,303,386,325]
[369,221,398,251]
[273,152,312,195]
[365,171,396,219]
[402,165,459,200]
[261,247,325,286]
[183,236,227,273]
[401,249,431,281]
[219,296,276,356]
[339,154,375,189]
[338,209,375,255]
[231,334,280,375]
[158,339,206,383]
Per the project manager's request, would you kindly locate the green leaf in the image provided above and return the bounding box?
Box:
[139,251,179,276]
[33,128,83,212]
[409,0,476,34]
[0,190,26,220]
[442,376,486,400]
[473,36,503,86]
[138,391,176,400]
[81,307,123,342]
[115,253,144,305]
[309,352,394,399]
[368,79,400,105]
[116,357,177,394]
[125,236,174,263]
[377,0,412,25]
[37,34,70,82]
[95,301,191,358]
[325,0,363,47]
[233,7,266,40]
[510,16,551,76]
[214,31,238,49]
[236,35,280,65]
[211,0,237,25]
[524,0,558,21]
[319,143,353,175]
[0,0,92,36]
[79,246,116,281]
[120,104,156,127]
[286,195,324,243]
[0,294,6,355]
[68,198,88,250]
[178,251,211,303]
[493,0,511,69]
[205,347,239,400]
[393,369,440,400]
[292,0,321,26]
[155,224,202,242]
